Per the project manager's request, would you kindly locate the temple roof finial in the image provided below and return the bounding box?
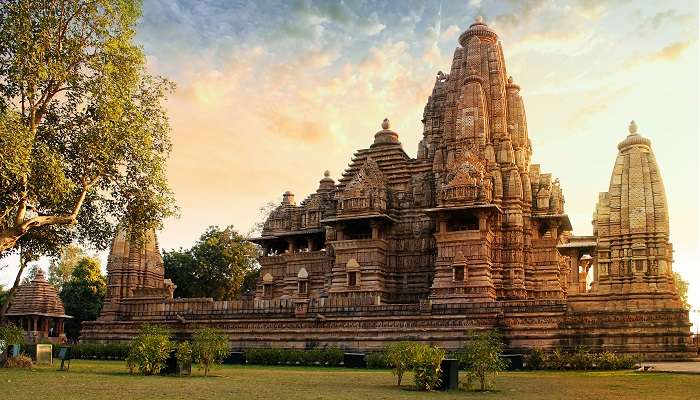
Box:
[324,170,330,178]
[382,118,390,130]
[629,120,638,135]
[476,15,484,23]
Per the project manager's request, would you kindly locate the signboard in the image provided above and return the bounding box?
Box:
[36,344,53,365]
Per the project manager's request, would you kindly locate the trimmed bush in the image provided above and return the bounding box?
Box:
[525,347,546,370]
[245,347,344,367]
[412,344,445,391]
[569,347,595,370]
[546,348,570,370]
[366,352,388,369]
[126,325,172,375]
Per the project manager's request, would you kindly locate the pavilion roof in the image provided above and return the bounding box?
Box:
[6,268,71,318]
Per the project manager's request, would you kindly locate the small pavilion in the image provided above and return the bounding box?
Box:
[5,269,71,343]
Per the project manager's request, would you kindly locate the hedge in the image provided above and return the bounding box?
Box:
[245,347,343,366]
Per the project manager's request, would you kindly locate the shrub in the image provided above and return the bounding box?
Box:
[126,324,172,375]
[385,342,416,386]
[412,344,445,391]
[175,341,193,376]
[525,347,546,370]
[321,347,343,366]
[461,331,509,392]
[570,347,594,370]
[366,352,388,369]
[3,354,32,368]
[594,351,618,370]
[0,324,24,347]
[546,348,569,370]
[192,328,229,376]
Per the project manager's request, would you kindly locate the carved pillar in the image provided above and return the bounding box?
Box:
[287,238,296,253]
[370,221,381,240]
[307,237,316,251]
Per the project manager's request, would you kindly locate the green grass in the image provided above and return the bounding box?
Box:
[1,360,698,400]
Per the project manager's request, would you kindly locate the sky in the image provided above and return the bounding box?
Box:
[2,0,699,321]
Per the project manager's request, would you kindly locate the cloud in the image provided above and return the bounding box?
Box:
[441,24,461,41]
[624,41,693,69]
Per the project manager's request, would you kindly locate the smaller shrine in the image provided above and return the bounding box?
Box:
[5,269,71,343]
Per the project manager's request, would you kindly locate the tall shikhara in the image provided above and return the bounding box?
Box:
[82,17,694,360]
[252,17,569,305]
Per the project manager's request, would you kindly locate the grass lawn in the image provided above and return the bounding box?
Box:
[1,360,698,400]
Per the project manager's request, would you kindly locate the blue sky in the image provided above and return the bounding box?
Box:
[2,0,699,316]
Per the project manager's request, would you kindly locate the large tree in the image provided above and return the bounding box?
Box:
[0,0,177,322]
[164,226,258,301]
[60,257,106,340]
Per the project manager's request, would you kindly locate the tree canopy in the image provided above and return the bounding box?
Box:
[164,226,259,301]
[59,257,106,340]
[0,0,176,322]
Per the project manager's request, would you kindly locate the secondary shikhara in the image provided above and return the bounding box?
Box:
[82,18,694,359]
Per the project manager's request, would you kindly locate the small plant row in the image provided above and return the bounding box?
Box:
[524,347,641,371]
[245,347,344,366]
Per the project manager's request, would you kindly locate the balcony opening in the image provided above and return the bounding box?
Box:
[344,221,373,240]
[446,212,479,232]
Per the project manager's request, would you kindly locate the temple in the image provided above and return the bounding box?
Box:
[81,18,694,359]
[6,269,71,343]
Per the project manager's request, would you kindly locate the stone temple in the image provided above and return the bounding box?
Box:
[82,18,695,359]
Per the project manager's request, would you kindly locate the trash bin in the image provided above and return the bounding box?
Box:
[224,351,246,364]
[343,352,366,368]
[438,358,459,391]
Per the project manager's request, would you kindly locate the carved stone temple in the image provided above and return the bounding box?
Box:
[82,18,695,359]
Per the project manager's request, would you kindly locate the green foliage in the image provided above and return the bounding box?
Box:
[175,341,193,376]
[20,264,40,285]
[461,331,509,391]
[569,347,595,370]
[523,348,641,371]
[192,328,229,376]
[546,348,569,370]
[68,343,129,360]
[0,323,24,345]
[126,325,172,375]
[673,271,690,309]
[163,226,258,300]
[525,347,546,370]
[0,0,176,258]
[0,0,176,322]
[384,341,417,386]
[366,352,388,369]
[59,258,106,340]
[412,344,445,391]
[49,245,95,291]
[244,347,343,367]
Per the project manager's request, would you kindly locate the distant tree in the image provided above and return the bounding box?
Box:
[241,267,261,298]
[461,331,509,391]
[20,264,40,285]
[0,285,6,309]
[247,200,279,237]
[49,245,95,291]
[59,258,106,340]
[0,0,177,323]
[162,249,197,298]
[192,327,229,376]
[673,271,690,309]
[164,226,258,300]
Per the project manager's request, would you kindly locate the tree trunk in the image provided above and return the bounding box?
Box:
[0,249,28,324]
